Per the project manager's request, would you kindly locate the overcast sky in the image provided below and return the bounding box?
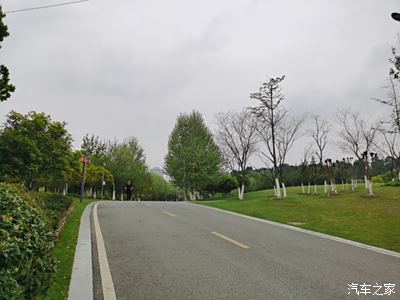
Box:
[0,0,399,168]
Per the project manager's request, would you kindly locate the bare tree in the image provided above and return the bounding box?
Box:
[375,130,400,180]
[249,76,304,197]
[215,110,258,199]
[335,109,381,195]
[307,114,329,166]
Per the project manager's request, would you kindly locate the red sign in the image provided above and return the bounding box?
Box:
[80,156,91,164]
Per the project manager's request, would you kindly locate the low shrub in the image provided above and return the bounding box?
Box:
[0,183,56,299]
[385,180,400,187]
[32,192,73,231]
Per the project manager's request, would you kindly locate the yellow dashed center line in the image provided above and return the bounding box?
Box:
[211,231,250,249]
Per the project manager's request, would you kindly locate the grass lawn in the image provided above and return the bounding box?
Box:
[195,185,400,252]
[37,198,96,300]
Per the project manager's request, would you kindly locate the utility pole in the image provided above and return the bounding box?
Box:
[80,155,91,203]
[101,162,105,200]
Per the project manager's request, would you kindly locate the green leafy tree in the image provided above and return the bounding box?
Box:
[81,133,107,162]
[0,6,15,102]
[165,111,221,199]
[105,137,150,200]
[0,111,72,190]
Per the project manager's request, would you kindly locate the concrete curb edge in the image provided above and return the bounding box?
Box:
[68,202,95,300]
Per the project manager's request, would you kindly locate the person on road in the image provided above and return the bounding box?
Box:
[124,180,133,201]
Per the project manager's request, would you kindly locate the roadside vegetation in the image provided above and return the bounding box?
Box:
[37,198,95,300]
[196,185,400,252]
[1,3,400,299]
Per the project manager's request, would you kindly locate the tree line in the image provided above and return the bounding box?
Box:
[164,51,400,199]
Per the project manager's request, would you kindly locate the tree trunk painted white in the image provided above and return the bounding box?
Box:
[63,186,66,196]
[324,180,327,193]
[307,183,311,195]
[314,184,317,194]
[275,178,281,198]
[341,179,344,190]
[301,183,305,194]
[273,186,277,197]
[237,187,241,199]
[93,191,97,199]
[121,192,124,201]
[368,179,374,196]
[364,175,368,188]
[239,183,245,200]
[282,183,287,198]
[112,189,116,200]
[330,180,335,193]
[398,171,400,180]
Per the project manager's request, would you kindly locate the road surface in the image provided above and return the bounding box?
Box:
[91,201,399,300]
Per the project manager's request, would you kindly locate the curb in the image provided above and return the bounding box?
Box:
[192,202,400,259]
[68,202,95,300]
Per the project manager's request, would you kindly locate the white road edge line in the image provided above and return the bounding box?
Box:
[192,203,400,259]
[94,202,117,300]
[162,210,177,218]
[68,202,94,300]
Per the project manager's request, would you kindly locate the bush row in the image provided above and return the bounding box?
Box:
[0,184,73,299]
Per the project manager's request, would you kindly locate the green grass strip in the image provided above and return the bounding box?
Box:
[196,185,400,253]
[37,198,96,300]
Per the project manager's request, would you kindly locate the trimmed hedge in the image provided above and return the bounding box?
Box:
[32,192,73,231]
[0,184,56,299]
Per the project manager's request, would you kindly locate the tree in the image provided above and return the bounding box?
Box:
[308,114,329,166]
[335,109,380,195]
[0,111,72,190]
[215,110,258,199]
[105,137,149,200]
[0,6,15,102]
[165,111,221,200]
[81,133,107,159]
[249,76,304,197]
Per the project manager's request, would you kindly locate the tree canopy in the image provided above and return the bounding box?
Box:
[0,111,72,189]
[165,111,221,198]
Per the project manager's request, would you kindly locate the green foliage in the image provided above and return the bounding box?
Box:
[0,6,15,102]
[33,193,73,231]
[372,175,385,184]
[0,183,56,299]
[197,185,400,252]
[81,133,107,164]
[105,137,150,198]
[144,173,176,201]
[0,111,73,190]
[215,174,237,194]
[165,111,221,196]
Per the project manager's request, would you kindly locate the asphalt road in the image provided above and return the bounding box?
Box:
[93,201,400,300]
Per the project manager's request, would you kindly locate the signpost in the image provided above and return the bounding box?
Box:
[80,155,91,203]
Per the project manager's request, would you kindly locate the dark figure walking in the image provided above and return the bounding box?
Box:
[124,180,133,201]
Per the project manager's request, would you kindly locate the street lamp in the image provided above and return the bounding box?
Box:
[391,12,400,22]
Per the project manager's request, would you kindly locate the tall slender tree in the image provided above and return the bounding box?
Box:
[249,76,303,197]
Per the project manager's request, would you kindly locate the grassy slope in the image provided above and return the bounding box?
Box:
[196,185,400,252]
[38,198,96,300]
